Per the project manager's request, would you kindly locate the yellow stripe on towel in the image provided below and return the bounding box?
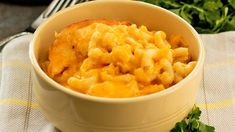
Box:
[0,60,31,70]
[205,59,235,69]
[0,99,39,109]
[197,98,235,110]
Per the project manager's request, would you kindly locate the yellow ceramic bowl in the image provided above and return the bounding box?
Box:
[29,0,205,132]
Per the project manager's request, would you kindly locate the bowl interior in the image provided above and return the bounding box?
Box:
[31,0,203,100]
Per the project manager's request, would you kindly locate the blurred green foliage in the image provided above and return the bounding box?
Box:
[141,0,235,33]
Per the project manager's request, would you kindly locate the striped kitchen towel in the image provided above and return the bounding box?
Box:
[0,34,56,132]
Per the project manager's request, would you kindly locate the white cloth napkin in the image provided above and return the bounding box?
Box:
[0,32,235,132]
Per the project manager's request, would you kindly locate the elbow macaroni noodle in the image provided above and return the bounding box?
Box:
[45,20,197,98]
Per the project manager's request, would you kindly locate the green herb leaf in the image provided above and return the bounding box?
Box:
[199,122,216,132]
[203,0,223,11]
[228,0,235,9]
[170,9,181,15]
[170,105,215,132]
[159,0,181,8]
[223,16,235,31]
[188,105,201,120]
[170,120,187,132]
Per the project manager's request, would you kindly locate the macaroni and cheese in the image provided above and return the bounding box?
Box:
[44,20,197,98]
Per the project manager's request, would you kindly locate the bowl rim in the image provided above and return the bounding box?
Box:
[29,0,205,103]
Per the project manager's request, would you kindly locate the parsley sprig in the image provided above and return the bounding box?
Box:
[171,105,215,132]
[140,0,235,33]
